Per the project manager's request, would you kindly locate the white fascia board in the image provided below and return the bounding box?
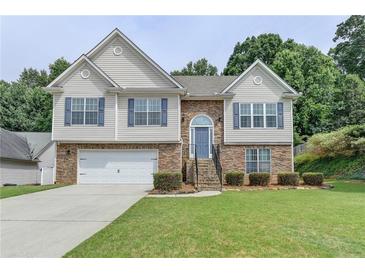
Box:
[221,59,299,95]
[86,28,184,89]
[43,87,64,94]
[106,87,186,95]
[46,55,119,88]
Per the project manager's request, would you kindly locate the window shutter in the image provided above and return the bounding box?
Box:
[128,98,134,127]
[64,97,72,126]
[161,98,168,127]
[98,97,105,127]
[233,102,239,129]
[277,102,284,129]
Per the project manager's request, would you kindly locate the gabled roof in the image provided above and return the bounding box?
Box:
[86,28,184,89]
[47,55,119,88]
[174,76,237,96]
[221,59,299,95]
[15,132,52,159]
[0,128,52,161]
[0,128,33,161]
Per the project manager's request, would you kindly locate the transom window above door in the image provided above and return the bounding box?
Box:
[191,115,213,126]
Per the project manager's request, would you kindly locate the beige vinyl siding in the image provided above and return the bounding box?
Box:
[117,94,179,142]
[225,66,293,144]
[92,37,175,88]
[0,159,38,185]
[53,63,116,141]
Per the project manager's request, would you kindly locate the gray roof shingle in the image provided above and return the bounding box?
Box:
[0,128,52,161]
[0,128,32,161]
[173,76,237,96]
[15,132,52,158]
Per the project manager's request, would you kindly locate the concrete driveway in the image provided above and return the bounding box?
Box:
[0,184,151,258]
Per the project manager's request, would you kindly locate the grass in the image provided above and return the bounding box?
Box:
[0,184,67,199]
[295,154,365,180]
[65,179,365,258]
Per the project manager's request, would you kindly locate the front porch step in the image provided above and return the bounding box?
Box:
[197,182,222,191]
[185,158,222,191]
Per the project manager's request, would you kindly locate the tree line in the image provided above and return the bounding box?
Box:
[172,15,365,143]
[1,16,364,143]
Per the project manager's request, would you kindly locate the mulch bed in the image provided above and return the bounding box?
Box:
[224,183,333,191]
[149,183,197,195]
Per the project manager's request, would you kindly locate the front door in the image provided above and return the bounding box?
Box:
[195,127,209,158]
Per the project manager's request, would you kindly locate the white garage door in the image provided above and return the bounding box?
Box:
[78,150,157,184]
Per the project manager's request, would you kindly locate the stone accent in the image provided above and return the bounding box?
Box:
[221,144,293,184]
[181,100,224,181]
[56,143,181,184]
[181,100,224,160]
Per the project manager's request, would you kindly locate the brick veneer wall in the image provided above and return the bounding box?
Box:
[56,143,181,184]
[221,144,293,184]
[181,100,224,161]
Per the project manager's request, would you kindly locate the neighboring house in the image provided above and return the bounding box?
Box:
[45,28,299,189]
[0,128,56,185]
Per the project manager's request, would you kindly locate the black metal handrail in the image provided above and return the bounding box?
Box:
[194,144,199,189]
[212,144,223,191]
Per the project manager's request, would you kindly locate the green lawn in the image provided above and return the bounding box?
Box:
[65,180,365,258]
[0,184,67,199]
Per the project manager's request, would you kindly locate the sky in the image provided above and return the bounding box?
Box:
[0,16,348,82]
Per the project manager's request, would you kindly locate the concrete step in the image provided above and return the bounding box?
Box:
[198,186,222,191]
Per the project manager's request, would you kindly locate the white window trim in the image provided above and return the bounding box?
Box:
[189,114,214,159]
[245,148,272,173]
[71,97,99,126]
[134,98,162,127]
[239,102,279,129]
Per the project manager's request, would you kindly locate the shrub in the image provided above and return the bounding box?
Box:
[153,172,182,191]
[302,172,324,185]
[249,173,270,186]
[277,172,300,185]
[294,152,320,165]
[225,172,245,186]
[307,124,365,157]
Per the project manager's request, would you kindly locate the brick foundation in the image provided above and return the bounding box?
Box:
[56,143,181,184]
[221,144,293,184]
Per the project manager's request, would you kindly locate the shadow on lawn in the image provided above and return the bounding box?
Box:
[328,180,365,193]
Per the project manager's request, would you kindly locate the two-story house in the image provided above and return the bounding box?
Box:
[45,28,299,189]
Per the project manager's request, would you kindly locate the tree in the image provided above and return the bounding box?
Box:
[329,15,365,80]
[223,34,286,75]
[272,45,340,136]
[0,57,70,132]
[223,33,342,136]
[330,74,365,129]
[18,68,49,88]
[171,58,218,76]
[0,82,52,131]
[48,57,70,83]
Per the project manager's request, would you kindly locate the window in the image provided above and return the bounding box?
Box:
[253,104,264,128]
[239,103,278,128]
[245,148,271,173]
[71,98,85,125]
[134,98,161,126]
[266,103,277,128]
[240,103,251,128]
[71,98,98,125]
[85,98,98,125]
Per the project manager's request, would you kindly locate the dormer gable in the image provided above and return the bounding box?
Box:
[221,59,299,99]
[87,28,183,89]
